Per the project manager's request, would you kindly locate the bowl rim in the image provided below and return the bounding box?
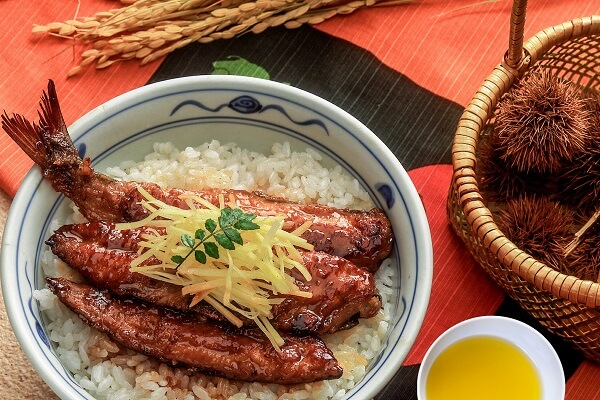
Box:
[1,75,433,400]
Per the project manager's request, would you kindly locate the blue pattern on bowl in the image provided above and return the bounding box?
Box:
[77,142,87,158]
[170,95,330,135]
[25,262,49,349]
[375,183,395,209]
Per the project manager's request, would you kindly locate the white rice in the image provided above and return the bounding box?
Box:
[36,141,394,400]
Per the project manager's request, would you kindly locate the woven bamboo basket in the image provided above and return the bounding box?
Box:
[447,1,600,360]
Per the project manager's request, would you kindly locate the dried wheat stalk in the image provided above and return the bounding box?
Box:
[33,0,413,76]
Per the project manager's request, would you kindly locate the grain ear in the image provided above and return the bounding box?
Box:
[32,0,415,75]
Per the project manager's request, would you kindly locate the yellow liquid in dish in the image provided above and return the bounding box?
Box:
[426,335,542,400]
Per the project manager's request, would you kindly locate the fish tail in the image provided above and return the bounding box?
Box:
[2,80,83,194]
[1,107,47,167]
[2,79,80,171]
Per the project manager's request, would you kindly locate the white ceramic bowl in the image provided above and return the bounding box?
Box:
[417,316,565,400]
[1,75,433,399]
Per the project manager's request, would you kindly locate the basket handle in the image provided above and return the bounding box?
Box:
[505,0,528,69]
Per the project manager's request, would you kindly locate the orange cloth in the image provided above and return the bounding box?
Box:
[318,0,599,106]
[0,1,160,197]
[404,164,505,365]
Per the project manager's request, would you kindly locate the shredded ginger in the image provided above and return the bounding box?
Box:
[115,187,314,351]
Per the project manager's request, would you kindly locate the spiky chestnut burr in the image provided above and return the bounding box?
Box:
[556,90,600,214]
[494,195,573,271]
[560,231,600,282]
[477,132,554,203]
[494,70,591,175]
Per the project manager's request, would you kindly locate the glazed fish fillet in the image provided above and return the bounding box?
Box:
[46,277,343,384]
[2,80,393,272]
[125,186,393,272]
[47,221,382,334]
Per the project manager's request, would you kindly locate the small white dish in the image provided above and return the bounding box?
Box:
[417,316,565,400]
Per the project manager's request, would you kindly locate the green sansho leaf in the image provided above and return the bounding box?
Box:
[235,219,260,230]
[218,208,235,227]
[195,250,207,264]
[181,234,195,248]
[215,233,235,250]
[172,208,259,271]
[205,219,217,233]
[211,56,271,81]
[224,228,243,245]
[171,255,185,264]
[204,242,220,259]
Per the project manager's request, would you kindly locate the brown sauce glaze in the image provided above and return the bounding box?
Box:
[122,186,393,272]
[47,221,382,334]
[46,277,343,384]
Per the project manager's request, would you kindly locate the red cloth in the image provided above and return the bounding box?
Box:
[0,1,159,197]
[404,164,504,365]
[318,0,599,106]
